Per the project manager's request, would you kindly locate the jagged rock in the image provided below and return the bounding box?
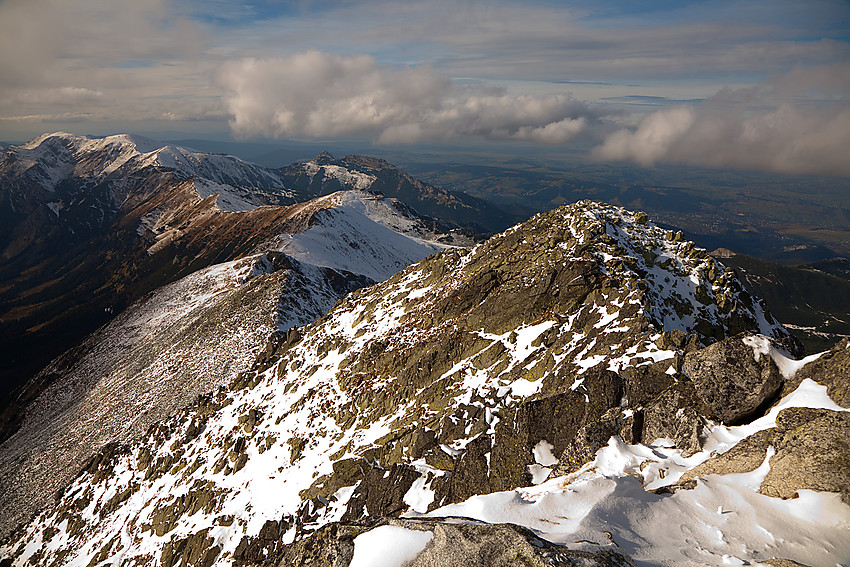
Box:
[679,407,850,503]
[160,529,221,567]
[233,518,299,565]
[783,337,850,407]
[487,370,622,492]
[619,362,675,407]
[683,333,784,424]
[341,463,421,521]
[641,382,710,457]
[437,434,491,505]
[554,407,642,476]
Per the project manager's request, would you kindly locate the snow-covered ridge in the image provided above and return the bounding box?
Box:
[2,200,817,567]
[264,190,457,282]
[0,187,457,543]
[303,160,377,190]
[544,201,784,338]
[7,132,293,211]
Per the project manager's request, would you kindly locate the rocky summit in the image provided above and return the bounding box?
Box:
[2,201,849,567]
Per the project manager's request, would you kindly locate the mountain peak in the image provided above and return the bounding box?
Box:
[312,150,336,165]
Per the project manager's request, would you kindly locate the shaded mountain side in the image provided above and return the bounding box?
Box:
[0,184,452,427]
[0,135,499,398]
[804,256,850,280]
[0,175,301,395]
[9,201,842,567]
[0,185,454,411]
[0,132,293,394]
[716,251,850,352]
[0,253,371,543]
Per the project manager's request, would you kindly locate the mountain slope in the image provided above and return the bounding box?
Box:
[0,133,294,393]
[0,187,455,542]
[6,202,845,567]
[713,251,850,352]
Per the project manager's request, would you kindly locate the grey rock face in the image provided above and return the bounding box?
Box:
[620,361,676,407]
[642,382,711,457]
[683,333,784,424]
[679,407,850,504]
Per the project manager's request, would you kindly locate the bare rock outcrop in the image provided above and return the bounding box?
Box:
[683,333,784,424]
[679,407,850,503]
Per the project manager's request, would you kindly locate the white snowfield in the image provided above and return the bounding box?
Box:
[269,191,449,282]
[10,132,292,211]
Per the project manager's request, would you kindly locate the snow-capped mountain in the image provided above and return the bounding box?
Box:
[4,202,846,567]
[0,133,294,397]
[276,152,518,233]
[4,132,293,212]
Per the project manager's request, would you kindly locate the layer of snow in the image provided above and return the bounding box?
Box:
[272,193,448,282]
[742,334,824,379]
[349,525,433,567]
[403,476,437,514]
[304,161,377,190]
[418,378,850,566]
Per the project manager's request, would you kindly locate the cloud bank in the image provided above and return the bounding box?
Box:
[216,51,595,144]
[593,65,850,176]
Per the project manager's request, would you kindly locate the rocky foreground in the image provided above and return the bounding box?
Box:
[2,201,848,566]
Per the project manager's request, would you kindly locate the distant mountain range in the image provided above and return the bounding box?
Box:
[0,133,506,397]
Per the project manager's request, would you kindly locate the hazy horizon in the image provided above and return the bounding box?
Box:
[1,1,848,176]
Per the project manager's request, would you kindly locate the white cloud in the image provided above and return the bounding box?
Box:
[216,51,597,144]
[593,65,850,176]
[0,0,217,132]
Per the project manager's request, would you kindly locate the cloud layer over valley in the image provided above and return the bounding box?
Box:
[593,64,850,176]
[1,0,848,176]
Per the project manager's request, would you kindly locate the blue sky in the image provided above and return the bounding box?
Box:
[0,0,848,174]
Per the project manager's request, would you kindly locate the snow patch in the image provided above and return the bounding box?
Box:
[742,334,824,379]
[349,525,433,567]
